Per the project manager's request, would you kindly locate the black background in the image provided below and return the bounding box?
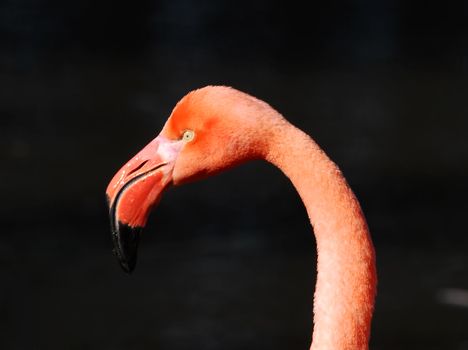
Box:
[1,1,468,349]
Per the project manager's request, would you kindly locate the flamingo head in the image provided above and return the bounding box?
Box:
[106,86,271,272]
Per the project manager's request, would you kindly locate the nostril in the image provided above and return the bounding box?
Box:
[128,160,149,176]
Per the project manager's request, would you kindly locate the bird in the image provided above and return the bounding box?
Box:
[106,86,377,350]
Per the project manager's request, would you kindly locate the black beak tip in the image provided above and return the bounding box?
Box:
[111,222,142,274]
[112,248,136,274]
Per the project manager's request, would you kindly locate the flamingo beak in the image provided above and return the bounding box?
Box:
[106,135,183,273]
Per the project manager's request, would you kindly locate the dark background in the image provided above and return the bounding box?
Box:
[1,1,467,349]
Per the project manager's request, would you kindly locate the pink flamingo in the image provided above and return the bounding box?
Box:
[106,86,377,350]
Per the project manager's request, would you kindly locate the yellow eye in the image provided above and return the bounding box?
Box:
[182,130,195,142]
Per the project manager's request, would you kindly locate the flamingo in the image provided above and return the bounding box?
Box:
[106,86,377,350]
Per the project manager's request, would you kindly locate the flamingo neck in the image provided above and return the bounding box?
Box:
[264,118,376,350]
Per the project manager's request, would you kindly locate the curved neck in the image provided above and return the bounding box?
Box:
[264,118,376,350]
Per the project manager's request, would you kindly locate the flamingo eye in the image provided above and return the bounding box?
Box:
[182,130,195,142]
